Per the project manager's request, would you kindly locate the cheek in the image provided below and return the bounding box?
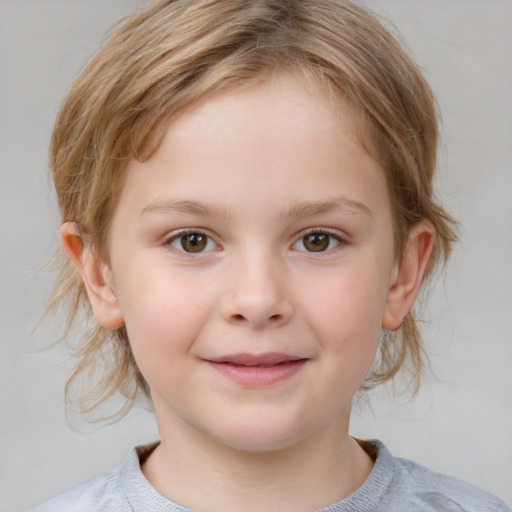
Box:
[296,258,390,384]
[114,267,217,385]
[300,260,389,339]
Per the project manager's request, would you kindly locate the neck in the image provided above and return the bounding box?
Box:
[142,412,374,512]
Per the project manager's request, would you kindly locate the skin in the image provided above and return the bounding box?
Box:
[61,74,434,512]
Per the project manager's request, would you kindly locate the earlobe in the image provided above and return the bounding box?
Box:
[382,222,435,331]
[60,222,125,330]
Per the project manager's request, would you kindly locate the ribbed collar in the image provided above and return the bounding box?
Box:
[121,439,395,512]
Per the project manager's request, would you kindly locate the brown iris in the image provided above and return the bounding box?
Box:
[180,233,207,252]
[303,233,330,252]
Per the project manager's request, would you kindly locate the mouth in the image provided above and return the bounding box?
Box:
[204,353,309,386]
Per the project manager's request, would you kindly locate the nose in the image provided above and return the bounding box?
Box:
[219,251,294,329]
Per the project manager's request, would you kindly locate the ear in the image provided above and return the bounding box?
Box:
[60,222,124,330]
[382,221,435,331]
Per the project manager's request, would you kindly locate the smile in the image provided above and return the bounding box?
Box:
[204,353,309,387]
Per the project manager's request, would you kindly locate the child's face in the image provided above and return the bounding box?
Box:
[92,74,406,451]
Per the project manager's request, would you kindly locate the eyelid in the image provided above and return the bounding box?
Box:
[291,227,349,252]
[161,227,349,254]
[164,228,220,254]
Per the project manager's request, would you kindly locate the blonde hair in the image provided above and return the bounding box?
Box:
[48,0,457,419]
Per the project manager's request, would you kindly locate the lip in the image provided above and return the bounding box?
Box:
[204,353,309,387]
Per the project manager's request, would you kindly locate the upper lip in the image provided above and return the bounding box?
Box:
[205,353,307,367]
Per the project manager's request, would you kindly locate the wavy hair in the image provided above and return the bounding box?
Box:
[47,0,457,420]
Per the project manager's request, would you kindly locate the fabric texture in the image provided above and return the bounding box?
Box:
[31,440,510,512]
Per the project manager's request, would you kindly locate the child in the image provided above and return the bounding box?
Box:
[32,0,509,510]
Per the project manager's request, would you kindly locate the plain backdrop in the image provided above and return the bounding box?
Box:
[1,1,511,510]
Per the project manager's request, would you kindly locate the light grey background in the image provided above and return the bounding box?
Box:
[1,1,510,510]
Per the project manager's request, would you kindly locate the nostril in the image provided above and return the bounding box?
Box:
[230,313,282,324]
[222,299,293,327]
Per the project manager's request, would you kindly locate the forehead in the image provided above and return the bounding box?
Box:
[167,72,365,154]
[159,75,367,173]
[115,73,390,223]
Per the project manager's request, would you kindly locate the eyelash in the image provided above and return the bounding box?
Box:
[165,229,219,255]
[292,228,348,254]
[164,228,348,255]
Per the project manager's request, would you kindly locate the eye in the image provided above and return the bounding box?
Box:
[293,231,343,253]
[168,231,217,253]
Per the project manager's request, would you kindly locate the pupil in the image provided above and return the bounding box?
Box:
[304,234,329,252]
[181,234,206,252]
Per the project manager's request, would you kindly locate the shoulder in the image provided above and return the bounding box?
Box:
[30,454,131,512]
[380,443,510,512]
[30,442,193,512]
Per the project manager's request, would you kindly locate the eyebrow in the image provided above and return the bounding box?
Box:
[140,199,229,218]
[283,198,372,219]
[140,197,372,219]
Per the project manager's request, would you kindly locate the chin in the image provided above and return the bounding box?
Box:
[206,417,311,454]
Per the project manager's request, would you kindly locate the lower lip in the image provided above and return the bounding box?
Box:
[206,360,308,387]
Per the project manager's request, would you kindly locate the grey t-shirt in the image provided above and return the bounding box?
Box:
[31,440,509,511]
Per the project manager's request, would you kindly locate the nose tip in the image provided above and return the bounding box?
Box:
[220,275,294,328]
[219,250,294,328]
